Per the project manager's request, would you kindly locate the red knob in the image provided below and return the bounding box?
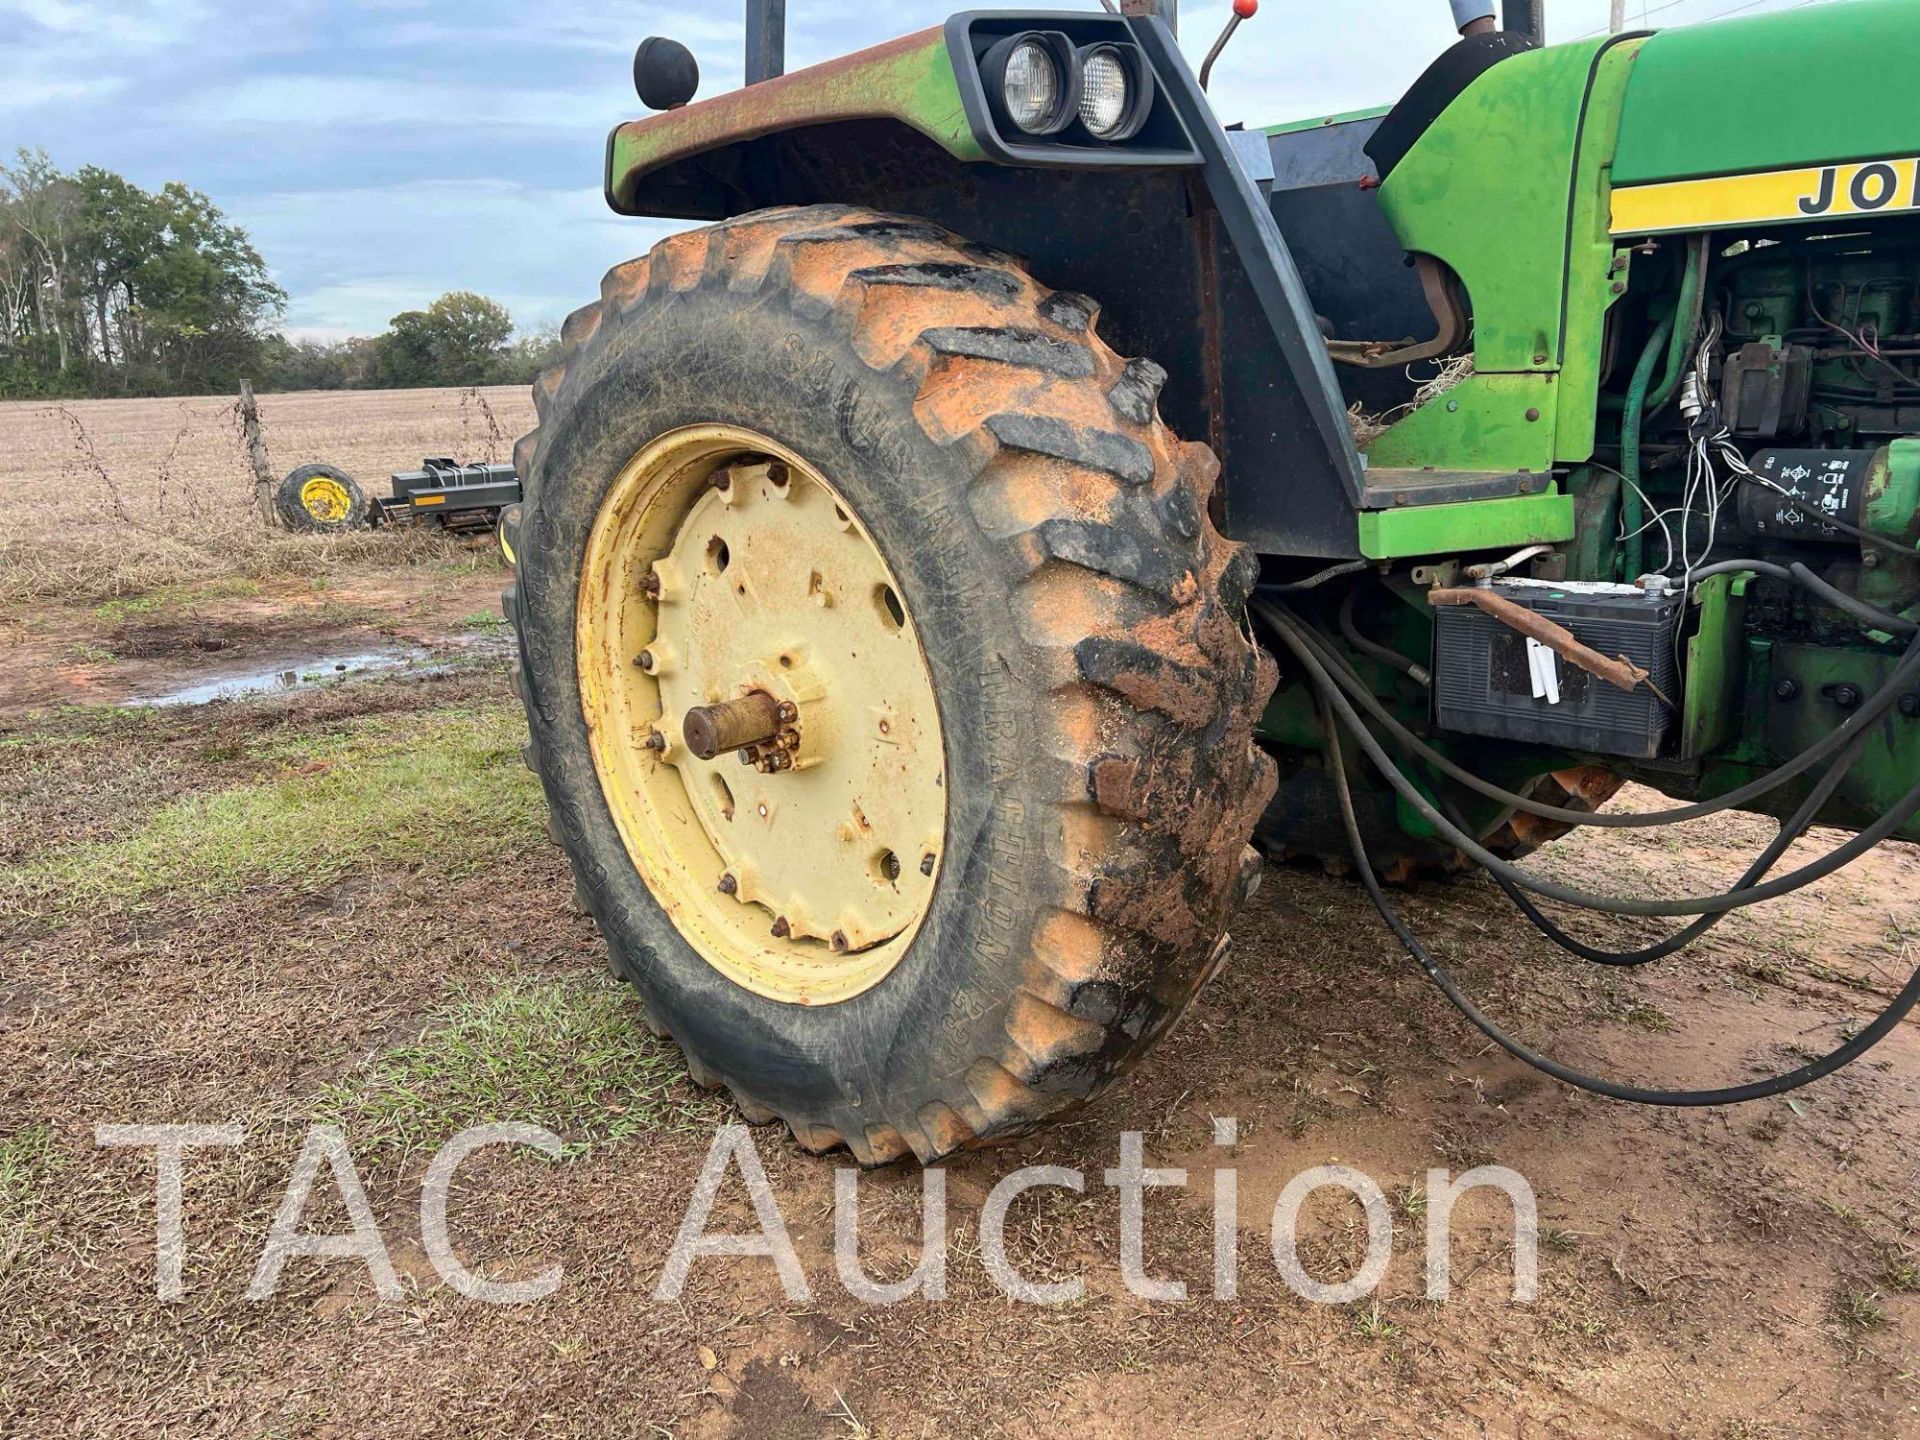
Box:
[1233,0,1258,16]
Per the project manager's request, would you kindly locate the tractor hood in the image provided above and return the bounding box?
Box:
[1609,0,1920,234]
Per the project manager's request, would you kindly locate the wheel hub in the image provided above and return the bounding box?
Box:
[576,426,947,1004]
[300,476,351,524]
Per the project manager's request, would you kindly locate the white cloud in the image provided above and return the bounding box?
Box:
[195,75,626,131]
[0,75,125,111]
[239,178,681,335]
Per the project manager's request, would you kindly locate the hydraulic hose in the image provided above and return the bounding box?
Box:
[1688,558,1917,636]
[1619,313,1673,581]
[1323,706,1920,1106]
[1616,235,1708,579]
[1261,597,1920,832]
[1338,589,1429,686]
[1454,716,1872,967]
[1648,234,1709,414]
[1258,603,1920,918]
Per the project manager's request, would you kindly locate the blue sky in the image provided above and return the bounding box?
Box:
[1,0,1819,340]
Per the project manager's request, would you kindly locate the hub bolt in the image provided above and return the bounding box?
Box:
[1899,694,1920,719]
[831,930,849,953]
[920,853,936,876]
[776,700,798,724]
[636,649,656,672]
[1773,679,1800,701]
[1829,683,1863,710]
[771,916,790,937]
[639,571,662,598]
[643,730,666,752]
[717,873,738,895]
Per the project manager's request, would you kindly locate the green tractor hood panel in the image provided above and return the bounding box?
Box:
[606,30,984,217]
[1612,0,1920,190]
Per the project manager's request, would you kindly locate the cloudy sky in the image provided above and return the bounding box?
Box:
[2,0,1826,340]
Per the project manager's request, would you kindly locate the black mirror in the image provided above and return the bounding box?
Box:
[634,37,699,111]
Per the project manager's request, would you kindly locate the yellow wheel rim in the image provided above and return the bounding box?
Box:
[300,476,352,524]
[576,425,947,1005]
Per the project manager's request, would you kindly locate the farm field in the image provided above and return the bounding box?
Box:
[1,389,1918,1436]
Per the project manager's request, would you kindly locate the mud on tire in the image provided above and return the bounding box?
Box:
[504,205,1277,1163]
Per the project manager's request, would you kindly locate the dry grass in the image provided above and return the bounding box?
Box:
[0,387,534,602]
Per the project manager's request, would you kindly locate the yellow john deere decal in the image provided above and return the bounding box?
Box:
[1612,156,1920,236]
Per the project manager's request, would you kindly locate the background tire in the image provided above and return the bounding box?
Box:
[506,205,1277,1163]
[1256,760,1623,883]
[277,463,368,533]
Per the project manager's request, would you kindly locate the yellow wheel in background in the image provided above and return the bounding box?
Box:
[577,426,946,1005]
[276,463,368,533]
[299,476,352,525]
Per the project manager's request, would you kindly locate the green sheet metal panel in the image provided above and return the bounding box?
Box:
[1613,0,1920,186]
[607,30,983,215]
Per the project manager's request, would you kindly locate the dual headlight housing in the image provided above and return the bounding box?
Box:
[979,31,1154,144]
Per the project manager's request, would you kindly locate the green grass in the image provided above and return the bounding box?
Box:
[319,977,719,1160]
[461,610,508,635]
[91,576,261,623]
[0,702,540,917]
[1884,1250,1920,1294]
[0,1125,60,1269]
[1835,1288,1887,1332]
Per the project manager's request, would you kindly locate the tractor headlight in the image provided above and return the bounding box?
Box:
[1076,43,1152,142]
[982,32,1079,137]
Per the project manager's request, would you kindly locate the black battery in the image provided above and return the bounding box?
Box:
[1432,579,1683,759]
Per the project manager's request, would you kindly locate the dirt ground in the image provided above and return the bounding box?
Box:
[2,391,1917,1437]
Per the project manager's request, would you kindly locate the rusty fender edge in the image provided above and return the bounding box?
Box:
[605,29,985,216]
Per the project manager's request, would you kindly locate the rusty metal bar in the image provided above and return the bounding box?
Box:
[1429,587,1649,693]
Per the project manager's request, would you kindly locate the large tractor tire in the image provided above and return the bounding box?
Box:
[505,206,1277,1163]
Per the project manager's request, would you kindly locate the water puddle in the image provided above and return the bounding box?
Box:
[124,649,429,707]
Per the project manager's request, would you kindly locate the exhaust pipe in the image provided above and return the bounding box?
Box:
[745,0,785,84]
[1450,0,1497,34]
[1502,0,1543,42]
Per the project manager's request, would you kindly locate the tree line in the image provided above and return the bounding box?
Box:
[0,150,559,399]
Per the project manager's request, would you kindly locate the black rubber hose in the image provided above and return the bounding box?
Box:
[1339,588,1430,686]
[1446,716,1871,967]
[1270,558,1375,593]
[1321,699,1920,1106]
[1686,558,1915,635]
[1261,603,1920,918]
[1260,599,1920,832]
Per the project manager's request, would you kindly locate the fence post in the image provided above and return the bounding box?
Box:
[238,380,278,528]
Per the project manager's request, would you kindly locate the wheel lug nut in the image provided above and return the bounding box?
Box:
[771,916,790,937]
[636,649,655,672]
[920,853,935,876]
[776,701,798,724]
[717,873,737,895]
[639,572,661,598]
[643,730,666,752]
[831,930,849,953]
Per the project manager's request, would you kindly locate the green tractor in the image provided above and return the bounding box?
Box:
[500,0,1920,1161]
